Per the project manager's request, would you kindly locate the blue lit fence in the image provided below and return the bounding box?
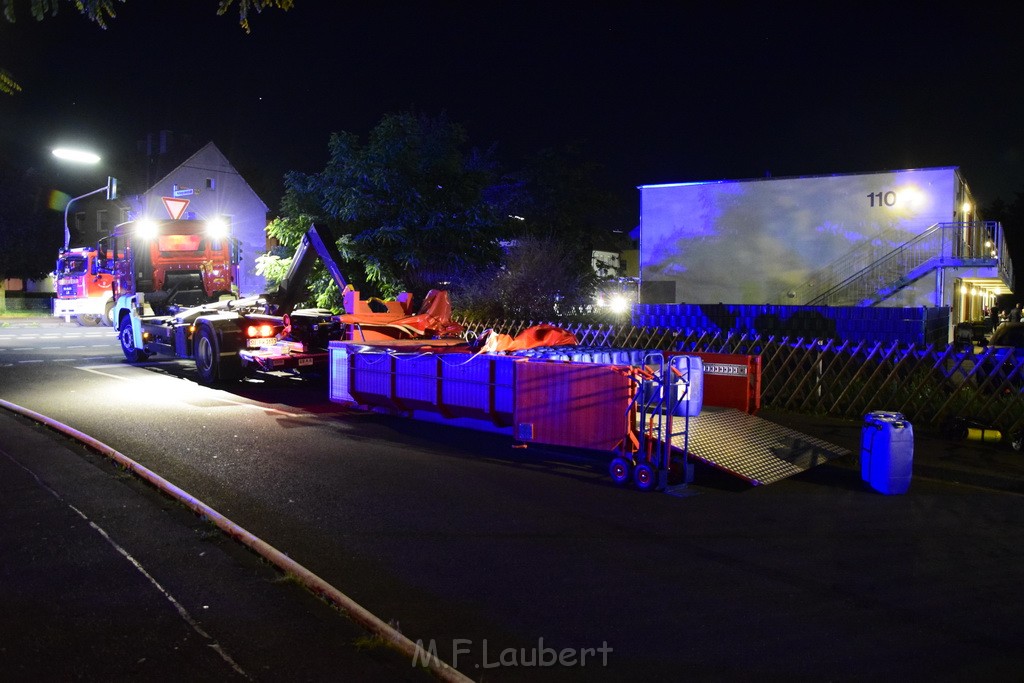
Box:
[456,316,1024,439]
[632,303,951,347]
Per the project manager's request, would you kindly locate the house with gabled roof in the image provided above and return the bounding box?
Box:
[122,141,270,296]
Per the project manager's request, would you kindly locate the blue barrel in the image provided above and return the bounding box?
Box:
[861,411,914,494]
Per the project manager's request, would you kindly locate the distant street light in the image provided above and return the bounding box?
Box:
[51,146,116,250]
[52,147,101,164]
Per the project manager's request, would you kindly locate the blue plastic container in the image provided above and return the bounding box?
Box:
[668,354,703,417]
[638,355,703,417]
[861,411,914,494]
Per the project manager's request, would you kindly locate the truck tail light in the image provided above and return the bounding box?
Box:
[246,324,275,338]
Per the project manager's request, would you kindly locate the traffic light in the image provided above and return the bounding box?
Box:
[106,176,118,200]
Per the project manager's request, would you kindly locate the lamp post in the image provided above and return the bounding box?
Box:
[51,147,117,250]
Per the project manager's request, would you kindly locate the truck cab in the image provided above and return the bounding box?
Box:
[104,217,240,317]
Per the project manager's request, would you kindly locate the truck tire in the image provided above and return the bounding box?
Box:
[118,317,149,363]
[195,325,242,385]
[75,315,100,327]
[102,299,115,327]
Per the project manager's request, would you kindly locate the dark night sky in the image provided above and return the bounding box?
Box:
[2,2,1024,218]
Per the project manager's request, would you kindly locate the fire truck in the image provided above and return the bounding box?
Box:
[102,217,240,314]
[52,246,116,326]
[111,222,461,385]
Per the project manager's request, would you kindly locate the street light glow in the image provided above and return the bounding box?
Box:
[52,147,101,164]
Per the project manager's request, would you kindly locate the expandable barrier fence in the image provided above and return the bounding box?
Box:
[631,302,951,347]
[456,317,1024,441]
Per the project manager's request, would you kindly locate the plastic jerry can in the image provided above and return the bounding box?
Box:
[861,411,914,495]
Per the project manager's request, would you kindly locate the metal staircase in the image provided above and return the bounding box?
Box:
[781,221,1009,307]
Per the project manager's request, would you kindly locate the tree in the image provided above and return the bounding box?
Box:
[449,146,634,320]
[1,0,294,94]
[0,161,61,311]
[452,235,599,321]
[984,190,1024,294]
[267,112,513,307]
[512,145,635,269]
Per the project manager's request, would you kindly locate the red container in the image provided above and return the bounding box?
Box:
[689,352,761,413]
[513,361,632,451]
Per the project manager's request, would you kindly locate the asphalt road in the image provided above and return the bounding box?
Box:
[3,318,1024,681]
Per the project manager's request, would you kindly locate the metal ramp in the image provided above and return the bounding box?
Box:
[659,406,851,485]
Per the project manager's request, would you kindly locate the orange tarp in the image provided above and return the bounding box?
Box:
[482,324,579,352]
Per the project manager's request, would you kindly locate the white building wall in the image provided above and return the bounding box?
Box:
[639,167,963,306]
[126,142,270,297]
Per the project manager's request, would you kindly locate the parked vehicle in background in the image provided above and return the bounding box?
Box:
[976,321,1024,397]
[990,321,1024,348]
[52,246,116,326]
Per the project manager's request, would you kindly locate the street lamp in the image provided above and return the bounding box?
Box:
[51,147,117,250]
[52,147,101,165]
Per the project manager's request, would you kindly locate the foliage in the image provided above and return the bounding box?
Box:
[450,145,633,319]
[515,144,636,255]
[2,0,291,29]
[273,112,514,306]
[0,68,22,95]
[216,0,293,33]
[4,0,123,27]
[256,213,357,310]
[451,235,599,320]
[0,162,61,283]
[983,190,1024,293]
[1,0,294,95]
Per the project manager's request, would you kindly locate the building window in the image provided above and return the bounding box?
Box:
[97,209,111,234]
[206,177,215,190]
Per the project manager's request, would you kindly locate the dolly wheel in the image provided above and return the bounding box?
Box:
[633,462,657,491]
[609,457,632,486]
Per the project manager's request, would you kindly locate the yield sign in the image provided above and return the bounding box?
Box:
[162,196,190,220]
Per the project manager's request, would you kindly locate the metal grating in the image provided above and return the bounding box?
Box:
[662,406,851,485]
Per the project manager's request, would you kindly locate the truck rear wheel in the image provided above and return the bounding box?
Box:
[118,317,149,363]
[75,315,100,327]
[195,325,242,385]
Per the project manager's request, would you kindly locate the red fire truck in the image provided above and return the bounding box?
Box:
[102,217,240,316]
[52,246,117,326]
